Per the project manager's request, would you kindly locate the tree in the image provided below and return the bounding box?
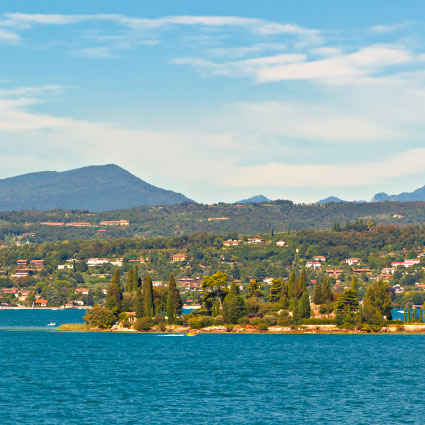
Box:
[232,263,241,280]
[313,283,323,305]
[322,275,332,303]
[166,289,175,324]
[298,291,311,319]
[168,273,183,315]
[135,288,144,318]
[363,279,392,320]
[223,282,246,324]
[142,275,154,317]
[280,282,289,309]
[105,269,122,315]
[246,279,263,300]
[211,298,220,317]
[125,269,133,292]
[202,271,229,309]
[335,286,359,327]
[132,265,140,291]
[268,279,283,303]
[83,305,115,329]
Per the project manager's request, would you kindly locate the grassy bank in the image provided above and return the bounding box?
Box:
[58,323,89,331]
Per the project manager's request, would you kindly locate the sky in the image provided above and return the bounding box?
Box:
[1,0,425,203]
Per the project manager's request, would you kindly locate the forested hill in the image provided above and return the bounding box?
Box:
[0,164,192,211]
[0,200,425,243]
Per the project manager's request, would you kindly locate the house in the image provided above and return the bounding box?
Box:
[40,222,65,226]
[207,217,229,221]
[12,269,33,277]
[16,259,27,268]
[58,263,74,270]
[312,256,326,262]
[75,288,90,296]
[263,277,274,285]
[276,240,286,247]
[393,214,404,219]
[152,281,166,287]
[353,268,372,276]
[392,284,404,294]
[35,298,48,307]
[326,269,344,277]
[247,238,265,245]
[129,257,145,264]
[87,258,110,267]
[101,288,108,295]
[99,220,130,226]
[391,262,405,268]
[110,258,124,267]
[1,288,17,295]
[30,260,44,269]
[223,239,242,247]
[172,254,188,263]
[404,259,420,267]
[345,258,361,266]
[124,312,137,323]
[65,222,91,227]
[306,261,322,270]
[382,267,395,275]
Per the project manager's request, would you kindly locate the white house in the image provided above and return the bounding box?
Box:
[345,258,361,266]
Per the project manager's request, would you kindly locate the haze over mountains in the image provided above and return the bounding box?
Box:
[0,164,192,211]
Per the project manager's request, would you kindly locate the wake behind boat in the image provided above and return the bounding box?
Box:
[47,322,56,326]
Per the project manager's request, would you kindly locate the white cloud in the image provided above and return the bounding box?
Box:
[225,148,425,189]
[370,22,409,34]
[0,28,20,42]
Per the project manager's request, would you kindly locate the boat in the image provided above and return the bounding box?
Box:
[186,330,199,337]
[47,322,56,326]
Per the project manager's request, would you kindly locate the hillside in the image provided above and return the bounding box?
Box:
[0,199,424,243]
[0,164,192,211]
[236,195,271,204]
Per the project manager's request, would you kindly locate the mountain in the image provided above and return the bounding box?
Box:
[315,196,346,205]
[236,195,272,204]
[371,185,425,202]
[0,164,193,211]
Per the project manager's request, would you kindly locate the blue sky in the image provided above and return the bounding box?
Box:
[1,1,425,203]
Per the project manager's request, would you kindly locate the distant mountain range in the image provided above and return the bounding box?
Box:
[236,195,272,204]
[0,164,192,211]
[315,196,346,205]
[371,185,425,202]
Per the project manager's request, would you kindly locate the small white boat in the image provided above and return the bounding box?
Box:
[47,322,56,326]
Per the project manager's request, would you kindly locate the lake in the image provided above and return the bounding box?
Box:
[0,309,424,424]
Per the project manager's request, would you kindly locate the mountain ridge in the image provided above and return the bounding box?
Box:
[0,164,192,211]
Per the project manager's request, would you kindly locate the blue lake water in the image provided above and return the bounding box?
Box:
[1,309,425,424]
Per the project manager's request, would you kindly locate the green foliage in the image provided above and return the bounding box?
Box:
[105,269,122,315]
[134,317,153,331]
[313,283,323,305]
[246,279,264,300]
[361,304,384,331]
[125,269,133,292]
[168,273,183,314]
[83,305,116,329]
[186,316,213,329]
[298,292,311,319]
[363,280,392,320]
[142,275,154,317]
[335,287,359,327]
[268,279,283,302]
[222,282,247,324]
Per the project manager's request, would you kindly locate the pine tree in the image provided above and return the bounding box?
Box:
[142,275,154,317]
[299,268,307,294]
[211,298,220,316]
[135,287,144,318]
[280,282,289,309]
[268,279,283,302]
[232,263,241,280]
[125,269,133,292]
[105,269,123,315]
[299,291,311,319]
[246,279,263,299]
[287,270,296,298]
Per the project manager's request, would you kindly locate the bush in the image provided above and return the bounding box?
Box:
[258,302,276,315]
[226,324,234,332]
[134,317,153,331]
[256,321,268,331]
[319,304,333,315]
[212,316,224,326]
[276,310,293,326]
[237,316,250,325]
[300,318,336,325]
[187,316,213,329]
[263,314,277,326]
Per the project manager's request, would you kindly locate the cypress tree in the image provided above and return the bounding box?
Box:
[135,287,144,318]
[322,275,332,302]
[142,275,154,317]
[168,273,183,315]
[299,268,307,294]
[313,282,323,305]
[105,269,123,315]
[132,265,140,291]
[166,290,175,324]
[211,298,220,317]
[125,269,133,292]
[299,291,311,319]
[287,270,296,298]
[268,279,283,302]
[280,282,289,309]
